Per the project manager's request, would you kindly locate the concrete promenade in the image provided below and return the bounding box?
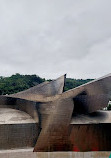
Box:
[0,148,110,158]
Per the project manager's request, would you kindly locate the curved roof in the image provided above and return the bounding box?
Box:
[0,108,37,124]
[71,110,111,124]
[10,75,66,101]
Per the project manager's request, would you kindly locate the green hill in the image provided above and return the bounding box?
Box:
[0,73,93,95]
[0,73,45,95]
[64,78,93,91]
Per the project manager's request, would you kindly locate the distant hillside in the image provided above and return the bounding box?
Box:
[64,78,93,91]
[0,73,93,95]
[0,73,45,95]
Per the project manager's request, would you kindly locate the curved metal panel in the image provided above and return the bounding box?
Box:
[0,95,39,123]
[54,73,111,113]
[10,75,66,101]
[0,74,111,152]
[34,98,74,152]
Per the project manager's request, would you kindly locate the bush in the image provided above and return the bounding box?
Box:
[107,102,111,110]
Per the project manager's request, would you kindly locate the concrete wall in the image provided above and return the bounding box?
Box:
[0,96,39,149]
[69,124,111,152]
[0,123,38,149]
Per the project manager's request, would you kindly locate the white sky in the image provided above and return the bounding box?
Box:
[0,0,111,79]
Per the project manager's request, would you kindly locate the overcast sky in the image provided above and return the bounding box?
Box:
[0,0,111,79]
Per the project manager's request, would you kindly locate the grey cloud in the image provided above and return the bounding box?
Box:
[0,0,111,79]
